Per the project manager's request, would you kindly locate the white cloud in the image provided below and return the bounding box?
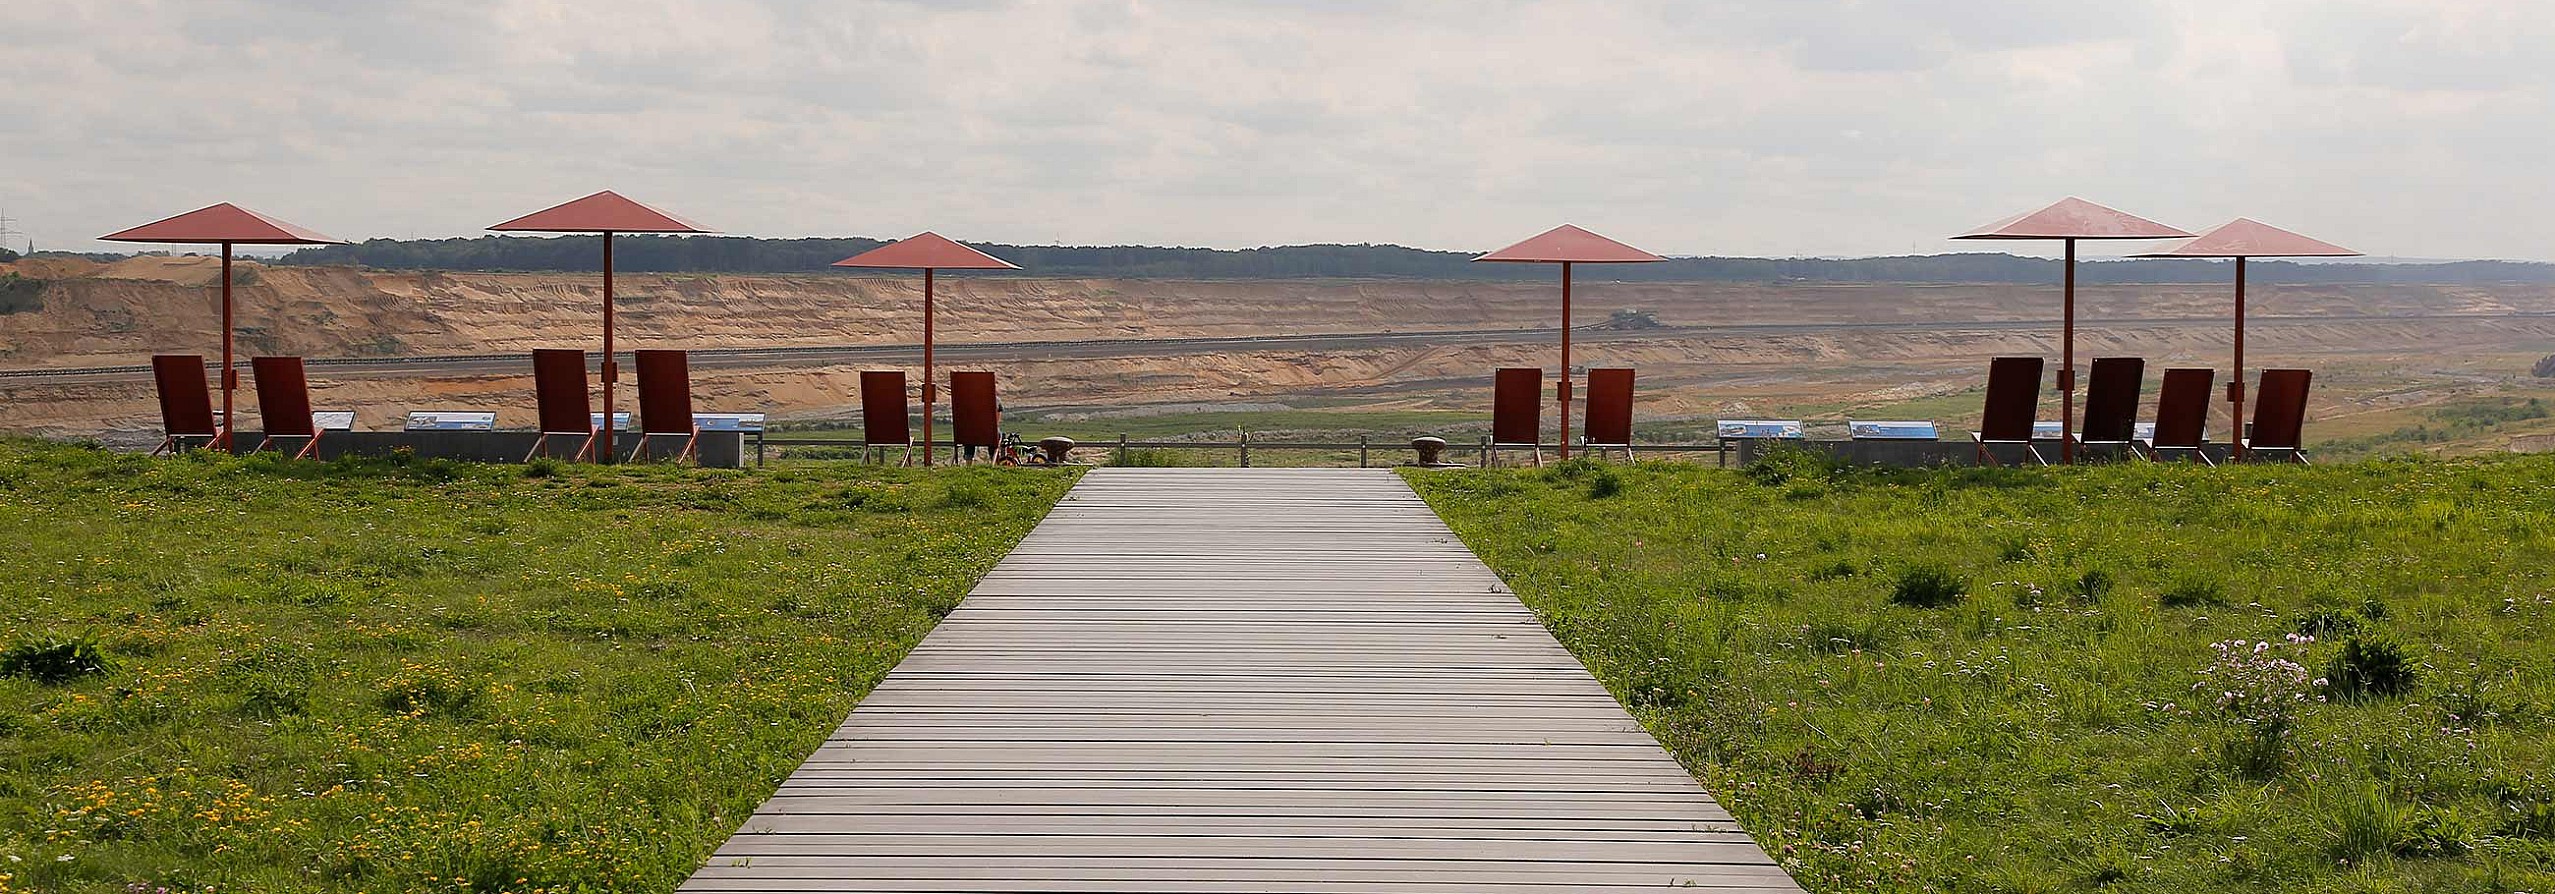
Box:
[1,0,2548,259]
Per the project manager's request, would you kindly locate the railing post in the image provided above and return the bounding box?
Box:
[1358,435,1369,468]
[1479,435,1491,468]
[1239,429,1250,468]
[1117,433,1128,466]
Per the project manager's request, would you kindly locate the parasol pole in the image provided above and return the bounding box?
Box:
[2232,256,2248,461]
[923,266,937,467]
[219,243,235,450]
[2060,238,2078,463]
[1558,261,1573,461]
[601,232,616,463]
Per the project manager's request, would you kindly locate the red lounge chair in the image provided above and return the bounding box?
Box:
[1583,368,1636,461]
[1489,367,1543,467]
[2142,368,2216,465]
[950,371,1000,464]
[2073,357,2144,456]
[861,370,914,466]
[250,356,322,459]
[526,349,597,462]
[150,354,219,455]
[634,350,698,462]
[2243,369,2313,464]
[1970,356,2046,466]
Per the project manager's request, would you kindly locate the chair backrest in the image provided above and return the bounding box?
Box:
[634,350,694,435]
[151,354,217,436]
[1979,357,2043,442]
[251,356,316,437]
[1491,368,1541,446]
[1583,368,1635,446]
[2150,367,2215,448]
[861,370,912,447]
[2079,357,2145,443]
[950,372,1000,448]
[532,349,591,435]
[2251,369,2313,450]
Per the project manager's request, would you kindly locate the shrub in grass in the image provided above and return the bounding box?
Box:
[2159,574,2227,608]
[2075,568,2115,603]
[2328,786,2406,864]
[2325,635,2418,701]
[522,456,564,479]
[2295,607,2361,639]
[1547,457,1602,479]
[2396,807,2473,858]
[2195,638,2315,780]
[1889,564,1968,608]
[229,647,318,718]
[1802,616,1890,654]
[1584,468,1624,499]
[1,636,111,684]
[2501,798,2555,840]
[1742,446,1846,487]
[2326,788,2472,863]
[1809,559,1861,581]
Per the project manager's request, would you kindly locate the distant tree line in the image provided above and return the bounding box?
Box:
[233,234,2551,285]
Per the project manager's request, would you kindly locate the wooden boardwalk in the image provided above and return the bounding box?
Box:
[681,468,1802,893]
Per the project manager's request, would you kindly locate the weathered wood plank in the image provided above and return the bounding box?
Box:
[680,469,1799,892]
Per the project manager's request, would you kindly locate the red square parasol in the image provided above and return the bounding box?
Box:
[2137,219,2359,459]
[1472,225,1665,460]
[100,203,347,449]
[834,233,1020,466]
[490,191,714,462]
[1953,198,2191,462]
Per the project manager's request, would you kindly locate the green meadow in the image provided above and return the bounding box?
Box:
[1409,454,2555,893]
[0,441,1075,894]
[8,433,2555,894]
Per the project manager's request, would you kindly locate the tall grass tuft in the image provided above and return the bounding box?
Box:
[1888,564,1967,608]
[2325,635,2418,701]
[1,635,112,684]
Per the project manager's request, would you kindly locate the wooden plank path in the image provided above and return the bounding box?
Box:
[681,468,1802,893]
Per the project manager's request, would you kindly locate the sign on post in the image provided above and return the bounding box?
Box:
[1848,420,1939,440]
[404,411,498,432]
[1716,420,1804,439]
[693,413,765,432]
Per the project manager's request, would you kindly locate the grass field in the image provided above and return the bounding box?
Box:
[1409,454,2555,893]
[0,441,1075,894]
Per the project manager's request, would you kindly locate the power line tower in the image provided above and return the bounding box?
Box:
[0,206,23,255]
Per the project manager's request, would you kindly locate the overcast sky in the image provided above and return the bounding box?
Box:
[4,1,2548,260]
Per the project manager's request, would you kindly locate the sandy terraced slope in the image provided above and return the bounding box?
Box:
[5,256,2555,441]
